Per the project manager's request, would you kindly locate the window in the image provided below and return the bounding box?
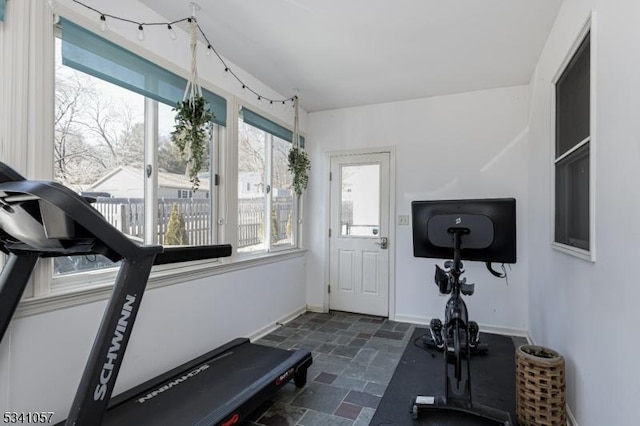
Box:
[52,19,226,282]
[340,164,380,237]
[554,31,591,254]
[178,189,193,199]
[238,108,301,253]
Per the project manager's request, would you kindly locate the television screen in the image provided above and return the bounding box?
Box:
[411,198,516,264]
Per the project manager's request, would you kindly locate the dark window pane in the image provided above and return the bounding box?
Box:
[556,33,590,157]
[555,143,589,250]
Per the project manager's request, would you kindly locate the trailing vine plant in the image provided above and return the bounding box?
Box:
[288,96,310,196]
[171,95,212,191]
[171,17,212,192]
[288,146,310,196]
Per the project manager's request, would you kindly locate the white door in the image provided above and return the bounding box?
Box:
[329,152,390,317]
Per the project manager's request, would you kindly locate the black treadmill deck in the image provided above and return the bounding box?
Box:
[102,338,312,426]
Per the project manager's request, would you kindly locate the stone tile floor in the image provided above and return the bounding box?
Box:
[245,311,527,426]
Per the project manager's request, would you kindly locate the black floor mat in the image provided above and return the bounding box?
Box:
[370,327,516,426]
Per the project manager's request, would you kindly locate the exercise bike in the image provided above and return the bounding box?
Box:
[425,256,487,356]
[410,199,516,425]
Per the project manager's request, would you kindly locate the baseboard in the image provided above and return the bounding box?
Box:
[305,304,326,313]
[392,313,431,326]
[480,324,529,339]
[248,306,307,341]
[566,406,578,426]
[393,314,528,338]
[526,331,535,344]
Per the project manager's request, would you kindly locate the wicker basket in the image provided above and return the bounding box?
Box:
[515,345,566,426]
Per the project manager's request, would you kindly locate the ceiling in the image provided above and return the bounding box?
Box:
[140,0,563,112]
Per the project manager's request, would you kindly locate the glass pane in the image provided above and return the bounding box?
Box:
[54,38,144,276]
[555,143,589,250]
[238,120,266,252]
[556,33,590,158]
[341,164,380,237]
[156,102,216,247]
[271,135,294,247]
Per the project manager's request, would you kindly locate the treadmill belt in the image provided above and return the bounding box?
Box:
[103,341,295,426]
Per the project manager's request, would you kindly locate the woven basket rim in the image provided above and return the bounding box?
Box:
[517,344,563,362]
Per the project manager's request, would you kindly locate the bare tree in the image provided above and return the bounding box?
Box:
[158,135,187,174]
[55,58,145,190]
[238,123,293,192]
[54,67,108,187]
[272,137,292,191]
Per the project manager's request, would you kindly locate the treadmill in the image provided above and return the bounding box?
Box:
[0,162,312,426]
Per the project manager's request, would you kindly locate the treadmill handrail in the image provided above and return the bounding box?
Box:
[0,179,161,261]
[153,244,233,265]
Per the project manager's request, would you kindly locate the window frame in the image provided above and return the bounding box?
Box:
[50,86,225,295]
[551,12,596,262]
[235,103,302,256]
[46,16,231,296]
[11,10,306,313]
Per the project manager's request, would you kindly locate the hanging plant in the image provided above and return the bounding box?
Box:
[288,96,310,196]
[171,95,212,191]
[171,15,211,192]
[288,146,310,196]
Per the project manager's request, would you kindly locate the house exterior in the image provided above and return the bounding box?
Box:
[88,166,210,199]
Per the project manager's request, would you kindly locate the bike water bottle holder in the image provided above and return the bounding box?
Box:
[434,265,451,294]
[460,281,475,296]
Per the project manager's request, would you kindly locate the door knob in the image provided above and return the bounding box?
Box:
[375,237,388,249]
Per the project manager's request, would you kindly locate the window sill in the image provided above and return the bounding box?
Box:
[14,249,307,319]
[552,242,595,262]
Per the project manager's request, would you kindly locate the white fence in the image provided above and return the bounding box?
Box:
[91,197,293,248]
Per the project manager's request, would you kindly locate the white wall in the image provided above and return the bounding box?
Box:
[0,0,308,422]
[527,1,640,425]
[306,85,530,332]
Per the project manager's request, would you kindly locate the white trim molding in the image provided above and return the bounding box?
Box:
[393,314,530,339]
[0,0,56,299]
[249,307,307,342]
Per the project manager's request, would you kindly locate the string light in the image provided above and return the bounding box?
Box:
[70,0,297,108]
[167,24,177,40]
[99,14,108,32]
[137,24,145,41]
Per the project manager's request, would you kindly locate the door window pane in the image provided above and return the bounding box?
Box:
[340,164,380,237]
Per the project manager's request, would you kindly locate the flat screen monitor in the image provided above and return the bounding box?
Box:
[411,198,516,264]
